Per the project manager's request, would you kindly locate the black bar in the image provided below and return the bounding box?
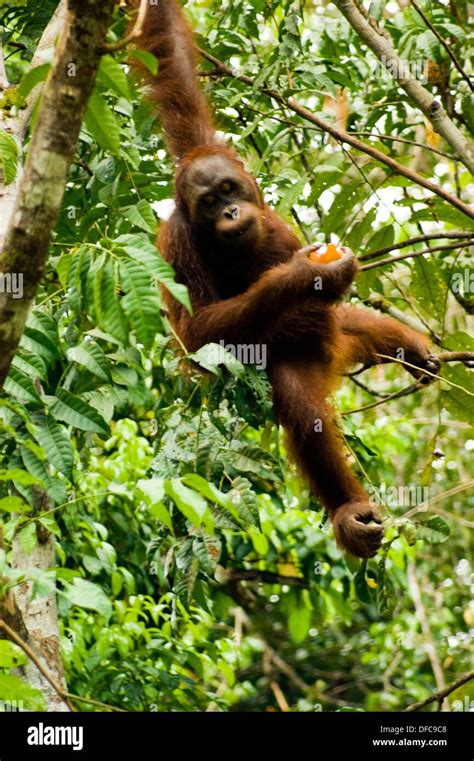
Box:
[0,711,472,759]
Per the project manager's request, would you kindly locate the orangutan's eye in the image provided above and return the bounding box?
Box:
[203,194,217,207]
[220,181,233,194]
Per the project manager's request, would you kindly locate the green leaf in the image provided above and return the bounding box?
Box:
[84,91,120,154]
[94,259,130,344]
[97,55,130,99]
[0,468,42,486]
[354,567,371,603]
[4,367,42,404]
[120,258,161,349]
[64,578,112,620]
[166,479,214,533]
[128,49,158,75]
[0,496,30,513]
[181,474,230,508]
[412,257,448,319]
[0,130,19,185]
[12,352,47,382]
[137,477,165,503]
[19,522,37,554]
[115,234,191,313]
[33,417,74,480]
[416,516,451,545]
[0,640,26,668]
[20,328,58,362]
[17,62,50,104]
[51,389,110,436]
[441,366,474,425]
[67,342,111,381]
[288,604,311,644]
[122,200,158,234]
[0,673,45,710]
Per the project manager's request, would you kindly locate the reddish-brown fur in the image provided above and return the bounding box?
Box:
[133,0,438,558]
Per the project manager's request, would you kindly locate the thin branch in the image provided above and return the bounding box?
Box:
[401,479,474,522]
[432,506,474,530]
[410,0,474,94]
[361,232,473,261]
[199,49,474,219]
[222,569,308,589]
[353,131,456,159]
[437,351,474,365]
[405,670,474,712]
[0,618,126,712]
[0,619,73,711]
[350,376,390,398]
[360,240,474,271]
[102,0,148,53]
[342,380,422,416]
[343,351,474,415]
[333,0,474,174]
[407,562,447,706]
[376,354,474,394]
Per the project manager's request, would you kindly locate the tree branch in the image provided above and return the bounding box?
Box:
[0,618,73,711]
[222,568,308,589]
[199,49,474,220]
[407,562,447,706]
[360,240,474,271]
[333,0,474,174]
[405,670,474,712]
[353,131,456,159]
[0,618,126,712]
[102,0,148,53]
[361,232,473,261]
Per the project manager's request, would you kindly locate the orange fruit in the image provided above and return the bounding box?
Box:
[309,243,343,264]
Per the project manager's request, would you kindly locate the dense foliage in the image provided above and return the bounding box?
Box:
[0,0,472,712]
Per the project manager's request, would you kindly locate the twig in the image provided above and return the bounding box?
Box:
[376,354,474,393]
[342,380,422,416]
[407,562,447,707]
[344,351,474,414]
[350,376,390,398]
[405,670,474,712]
[410,0,474,94]
[431,506,474,530]
[102,0,148,53]
[361,232,473,261]
[360,240,474,271]
[0,618,128,712]
[199,49,474,219]
[437,351,474,365]
[269,680,290,711]
[223,569,308,588]
[401,479,474,522]
[353,131,456,159]
[0,619,73,711]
